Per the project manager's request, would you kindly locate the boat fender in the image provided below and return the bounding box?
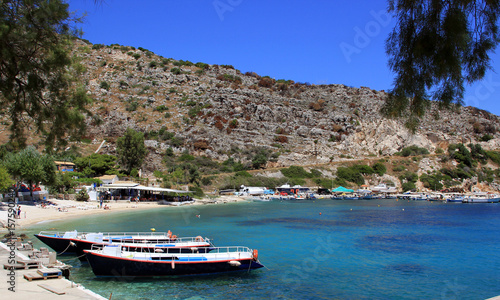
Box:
[229,260,241,267]
[252,249,258,261]
[195,236,203,242]
[171,259,175,269]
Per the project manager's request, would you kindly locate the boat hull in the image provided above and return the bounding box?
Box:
[463,198,500,203]
[34,234,78,254]
[85,252,264,277]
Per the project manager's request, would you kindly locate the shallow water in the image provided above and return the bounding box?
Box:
[24,199,500,299]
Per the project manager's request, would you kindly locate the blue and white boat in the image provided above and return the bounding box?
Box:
[84,245,264,277]
[462,193,500,203]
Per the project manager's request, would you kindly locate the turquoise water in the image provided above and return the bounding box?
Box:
[24,199,500,299]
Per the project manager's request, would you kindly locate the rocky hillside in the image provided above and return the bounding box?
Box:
[5,39,500,177]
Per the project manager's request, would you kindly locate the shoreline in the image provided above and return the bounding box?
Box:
[0,195,250,232]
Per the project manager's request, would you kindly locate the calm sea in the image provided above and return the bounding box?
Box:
[25,199,500,300]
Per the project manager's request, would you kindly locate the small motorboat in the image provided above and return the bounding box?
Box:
[84,244,264,277]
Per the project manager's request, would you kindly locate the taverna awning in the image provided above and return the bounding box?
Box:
[133,185,192,194]
[332,186,354,193]
[97,183,192,194]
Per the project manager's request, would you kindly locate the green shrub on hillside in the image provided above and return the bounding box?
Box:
[481,134,494,142]
[155,105,169,112]
[401,182,416,192]
[448,143,473,167]
[420,173,443,191]
[336,167,364,185]
[100,81,110,90]
[486,151,500,165]
[171,67,182,75]
[399,171,418,183]
[281,166,312,178]
[372,162,387,176]
[396,145,429,157]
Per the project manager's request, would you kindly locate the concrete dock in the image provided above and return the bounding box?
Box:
[0,241,106,300]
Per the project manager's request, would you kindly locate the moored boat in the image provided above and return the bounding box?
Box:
[84,244,264,277]
[35,230,213,259]
[462,193,500,203]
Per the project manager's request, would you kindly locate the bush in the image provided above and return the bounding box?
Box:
[155,105,169,112]
[336,167,364,185]
[274,135,288,143]
[195,62,209,69]
[126,100,139,112]
[420,173,443,191]
[281,166,312,179]
[486,151,500,165]
[399,171,418,183]
[201,176,213,186]
[480,134,494,142]
[393,165,406,172]
[352,164,374,175]
[309,99,326,111]
[75,189,89,202]
[189,186,204,198]
[401,182,416,192]
[235,171,252,177]
[398,145,429,157]
[216,74,242,84]
[258,77,274,88]
[448,143,473,167]
[171,67,182,75]
[100,81,110,90]
[372,162,387,176]
[252,152,268,169]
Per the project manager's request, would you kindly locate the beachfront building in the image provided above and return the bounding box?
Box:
[54,161,76,172]
[96,174,119,185]
[96,181,193,203]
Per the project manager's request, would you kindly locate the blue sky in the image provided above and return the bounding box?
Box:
[67,0,500,116]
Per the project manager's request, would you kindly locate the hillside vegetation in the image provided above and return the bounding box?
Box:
[2,39,500,193]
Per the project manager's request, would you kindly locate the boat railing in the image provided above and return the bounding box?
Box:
[38,231,213,245]
[104,235,212,245]
[37,230,89,238]
[101,232,170,239]
[38,231,171,238]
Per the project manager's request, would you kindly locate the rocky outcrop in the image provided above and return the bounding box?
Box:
[57,40,500,171]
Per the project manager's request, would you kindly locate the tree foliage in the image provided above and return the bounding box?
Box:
[0,166,14,192]
[336,166,365,185]
[372,162,387,176]
[397,145,430,157]
[0,0,91,149]
[74,153,117,177]
[2,146,56,194]
[116,128,147,173]
[384,1,500,128]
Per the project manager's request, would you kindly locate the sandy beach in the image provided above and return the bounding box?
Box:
[0,196,249,231]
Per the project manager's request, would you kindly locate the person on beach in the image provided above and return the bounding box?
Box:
[17,206,21,219]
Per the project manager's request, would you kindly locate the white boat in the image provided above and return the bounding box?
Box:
[237,185,267,196]
[371,184,388,192]
[462,193,500,203]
